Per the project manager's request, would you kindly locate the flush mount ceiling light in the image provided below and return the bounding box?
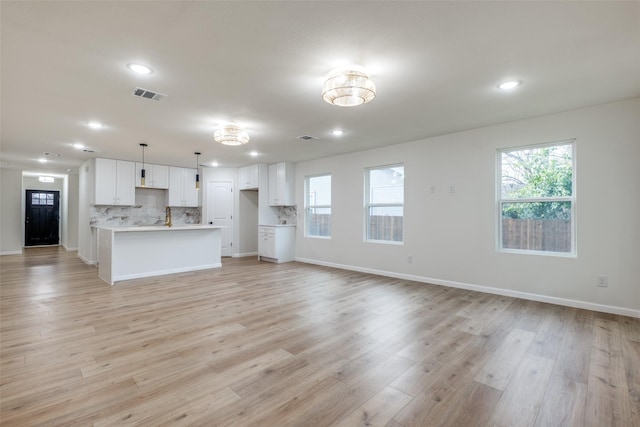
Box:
[127,63,153,75]
[322,68,376,107]
[331,129,345,136]
[72,143,85,150]
[497,80,522,90]
[214,124,250,146]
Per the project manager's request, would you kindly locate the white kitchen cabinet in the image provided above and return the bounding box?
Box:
[238,164,259,190]
[94,158,135,205]
[258,225,295,263]
[168,166,198,207]
[135,163,169,189]
[268,162,294,206]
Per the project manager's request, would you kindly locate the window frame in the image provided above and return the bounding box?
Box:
[496,140,576,257]
[304,173,332,239]
[364,163,404,245]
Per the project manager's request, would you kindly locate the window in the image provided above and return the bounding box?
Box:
[498,141,575,255]
[365,164,404,243]
[305,174,331,237]
[31,192,55,206]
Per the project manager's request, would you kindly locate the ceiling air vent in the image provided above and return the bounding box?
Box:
[132,87,167,101]
[297,135,319,141]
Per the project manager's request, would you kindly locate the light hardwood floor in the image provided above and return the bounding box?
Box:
[1,247,639,426]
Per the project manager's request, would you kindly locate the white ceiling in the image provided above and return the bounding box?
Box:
[2,1,639,175]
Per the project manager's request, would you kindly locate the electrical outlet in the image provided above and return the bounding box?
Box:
[407,256,413,264]
[449,185,455,194]
[598,275,608,287]
[430,186,436,194]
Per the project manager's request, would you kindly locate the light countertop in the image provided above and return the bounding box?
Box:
[98,225,224,232]
[258,224,297,227]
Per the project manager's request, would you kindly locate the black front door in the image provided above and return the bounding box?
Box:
[25,190,60,246]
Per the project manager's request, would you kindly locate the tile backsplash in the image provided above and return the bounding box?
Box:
[90,205,200,227]
[278,205,297,225]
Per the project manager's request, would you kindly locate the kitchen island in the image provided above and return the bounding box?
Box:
[97,225,223,285]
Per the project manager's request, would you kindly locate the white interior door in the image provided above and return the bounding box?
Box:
[207,181,233,256]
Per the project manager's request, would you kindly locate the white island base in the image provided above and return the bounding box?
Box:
[97,225,223,285]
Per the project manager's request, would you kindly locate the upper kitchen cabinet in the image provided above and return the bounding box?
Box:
[238,164,259,190]
[168,167,198,207]
[135,163,169,189]
[94,158,135,205]
[268,162,294,206]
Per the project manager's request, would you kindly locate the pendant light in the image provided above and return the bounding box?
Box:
[194,152,201,190]
[139,143,148,186]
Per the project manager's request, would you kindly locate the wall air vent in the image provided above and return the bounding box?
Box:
[297,135,319,141]
[132,87,167,101]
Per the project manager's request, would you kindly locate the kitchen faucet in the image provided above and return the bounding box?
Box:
[165,206,172,227]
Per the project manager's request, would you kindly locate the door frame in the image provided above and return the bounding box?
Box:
[25,189,61,246]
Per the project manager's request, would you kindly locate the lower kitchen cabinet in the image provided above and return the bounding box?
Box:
[258,225,295,263]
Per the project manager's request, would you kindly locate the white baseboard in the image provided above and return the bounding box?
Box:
[295,257,640,319]
[0,250,23,256]
[63,245,78,252]
[77,254,97,266]
[232,252,258,258]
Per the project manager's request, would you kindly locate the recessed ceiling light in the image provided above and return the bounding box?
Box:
[87,121,103,129]
[211,161,219,167]
[249,151,259,157]
[127,63,153,75]
[38,158,47,163]
[497,80,521,90]
[331,129,344,136]
[73,143,85,149]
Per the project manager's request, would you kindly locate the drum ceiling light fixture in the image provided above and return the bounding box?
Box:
[214,124,250,146]
[322,68,376,107]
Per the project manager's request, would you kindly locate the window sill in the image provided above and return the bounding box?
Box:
[497,248,577,258]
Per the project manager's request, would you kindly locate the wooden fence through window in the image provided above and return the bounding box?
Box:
[309,214,404,241]
[502,218,571,252]
[309,215,569,251]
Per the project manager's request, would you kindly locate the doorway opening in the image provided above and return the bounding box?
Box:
[25,190,60,246]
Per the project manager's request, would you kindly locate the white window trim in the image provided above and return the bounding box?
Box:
[364,163,404,245]
[496,140,576,257]
[305,173,331,239]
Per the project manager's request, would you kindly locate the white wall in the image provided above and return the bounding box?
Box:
[294,98,640,316]
[65,174,79,250]
[0,169,23,254]
[78,159,95,263]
